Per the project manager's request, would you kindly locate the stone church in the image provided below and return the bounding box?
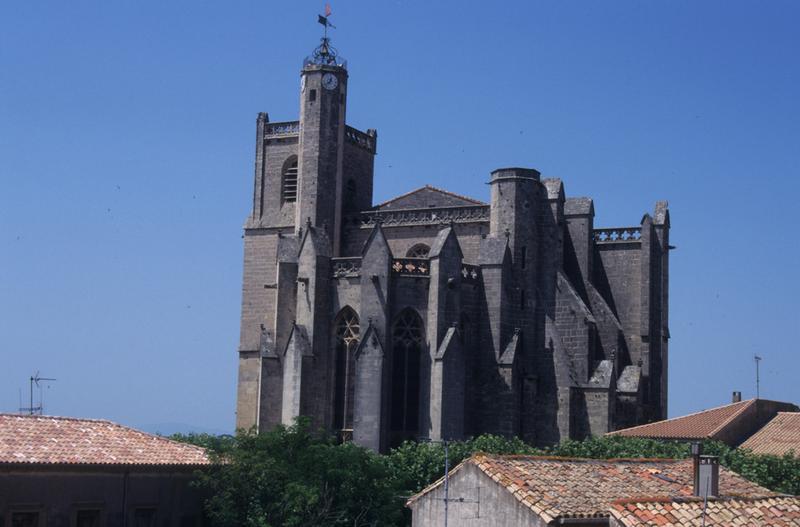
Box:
[236,37,670,451]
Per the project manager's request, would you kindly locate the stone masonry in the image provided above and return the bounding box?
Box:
[235,39,670,451]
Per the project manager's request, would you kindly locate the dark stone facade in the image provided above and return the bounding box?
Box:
[235,47,670,450]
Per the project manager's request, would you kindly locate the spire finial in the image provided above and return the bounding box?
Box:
[305,7,347,69]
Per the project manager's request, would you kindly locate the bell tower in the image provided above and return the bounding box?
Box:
[296,36,348,255]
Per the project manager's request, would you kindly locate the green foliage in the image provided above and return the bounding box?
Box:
[721,448,800,495]
[170,428,800,526]
[184,418,404,527]
[386,434,540,495]
[169,432,236,452]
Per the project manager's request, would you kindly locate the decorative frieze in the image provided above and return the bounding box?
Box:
[332,257,361,278]
[265,121,300,137]
[350,205,489,228]
[461,263,481,284]
[593,227,642,243]
[392,258,429,276]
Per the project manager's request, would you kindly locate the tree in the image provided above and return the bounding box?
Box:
[189,418,404,527]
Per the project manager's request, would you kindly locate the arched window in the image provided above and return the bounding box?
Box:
[406,244,430,258]
[333,308,359,433]
[390,308,424,445]
[282,156,298,203]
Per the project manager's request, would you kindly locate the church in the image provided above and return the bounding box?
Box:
[235,35,670,451]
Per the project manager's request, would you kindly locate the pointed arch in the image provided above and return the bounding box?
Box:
[390,308,425,445]
[406,244,430,258]
[332,307,359,433]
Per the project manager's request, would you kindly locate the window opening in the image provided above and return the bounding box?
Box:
[390,309,424,446]
[333,308,360,435]
[406,244,430,258]
[282,157,298,203]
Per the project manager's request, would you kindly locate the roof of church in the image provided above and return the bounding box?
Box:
[0,414,210,466]
[740,413,800,457]
[610,496,800,526]
[374,185,486,211]
[407,454,772,522]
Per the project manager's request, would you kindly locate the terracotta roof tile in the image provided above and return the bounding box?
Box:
[407,454,772,520]
[608,400,755,441]
[0,414,210,466]
[740,413,800,457]
[610,496,800,526]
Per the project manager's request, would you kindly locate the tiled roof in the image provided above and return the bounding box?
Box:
[407,454,772,522]
[610,496,800,526]
[0,414,210,466]
[740,412,800,457]
[608,400,755,441]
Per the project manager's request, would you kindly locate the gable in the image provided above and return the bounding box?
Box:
[375,185,486,211]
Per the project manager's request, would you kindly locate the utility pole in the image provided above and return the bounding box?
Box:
[443,440,449,527]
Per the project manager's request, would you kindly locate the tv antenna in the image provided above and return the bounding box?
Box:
[19,372,57,415]
[754,355,762,399]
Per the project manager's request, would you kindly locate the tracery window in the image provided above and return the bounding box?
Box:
[390,308,424,445]
[333,308,359,433]
[282,156,298,203]
[406,244,430,258]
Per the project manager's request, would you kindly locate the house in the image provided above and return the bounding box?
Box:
[406,453,774,526]
[609,496,800,526]
[607,396,798,447]
[0,414,210,527]
[740,412,800,457]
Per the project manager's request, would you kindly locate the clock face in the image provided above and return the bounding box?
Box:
[322,72,338,91]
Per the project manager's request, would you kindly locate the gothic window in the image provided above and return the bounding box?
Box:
[282,156,298,203]
[333,307,360,433]
[390,308,424,445]
[406,244,430,258]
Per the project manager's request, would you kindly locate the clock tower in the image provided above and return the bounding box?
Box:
[296,38,348,254]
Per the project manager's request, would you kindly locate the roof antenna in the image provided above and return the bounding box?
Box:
[19,371,57,415]
[754,354,762,399]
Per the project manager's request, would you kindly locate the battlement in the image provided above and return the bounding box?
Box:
[345,126,377,153]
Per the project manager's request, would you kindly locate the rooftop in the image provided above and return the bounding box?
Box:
[610,496,800,526]
[608,399,756,441]
[0,414,210,467]
[740,412,800,457]
[407,454,772,522]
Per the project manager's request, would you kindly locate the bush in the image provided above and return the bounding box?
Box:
[182,418,404,527]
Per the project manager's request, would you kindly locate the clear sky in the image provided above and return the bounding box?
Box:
[1,1,798,434]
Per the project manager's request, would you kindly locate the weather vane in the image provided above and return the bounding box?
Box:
[306,4,346,68]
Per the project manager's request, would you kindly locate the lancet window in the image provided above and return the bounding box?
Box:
[333,308,359,434]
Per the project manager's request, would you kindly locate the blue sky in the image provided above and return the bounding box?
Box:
[1,1,798,434]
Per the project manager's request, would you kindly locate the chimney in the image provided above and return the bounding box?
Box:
[732,391,742,403]
[694,455,720,498]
